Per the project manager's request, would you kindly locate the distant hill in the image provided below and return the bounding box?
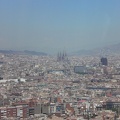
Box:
[23,50,47,56]
[73,43,120,56]
[0,50,47,56]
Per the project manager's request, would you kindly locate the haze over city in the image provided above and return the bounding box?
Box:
[0,0,120,54]
[1,1,120,119]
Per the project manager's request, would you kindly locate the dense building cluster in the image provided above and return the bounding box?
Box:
[0,53,120,120]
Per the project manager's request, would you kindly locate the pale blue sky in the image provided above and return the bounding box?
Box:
[0,0,120,54]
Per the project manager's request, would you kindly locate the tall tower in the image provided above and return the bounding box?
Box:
[57,52,60,61]
[59,52,62,61]
[62,51,65,60]
[101,57,108,66]
[57,51,68,62]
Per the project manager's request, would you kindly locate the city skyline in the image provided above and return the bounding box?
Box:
[0,0,120,54]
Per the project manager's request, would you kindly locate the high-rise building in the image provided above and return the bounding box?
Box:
[101,57,108,66]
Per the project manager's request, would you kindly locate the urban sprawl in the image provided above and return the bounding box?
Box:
[0,52,120,120]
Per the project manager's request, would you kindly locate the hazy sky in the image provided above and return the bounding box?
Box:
[0,0,120,54]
